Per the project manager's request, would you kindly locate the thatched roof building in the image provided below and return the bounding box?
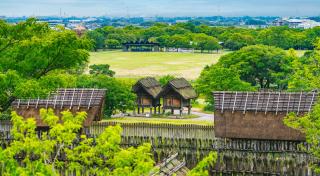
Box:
[132,77,162,114]
[213,91,318,141]
[12,88,106,127]
[158,78,197,115]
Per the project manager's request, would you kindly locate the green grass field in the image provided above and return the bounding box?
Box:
[89,50,307,80]
[89,51,227,79]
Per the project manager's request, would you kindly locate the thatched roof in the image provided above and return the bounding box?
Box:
[132,77,162,98]
[12,88,106,109]
[213,91,318,114]
[159,78,197,100]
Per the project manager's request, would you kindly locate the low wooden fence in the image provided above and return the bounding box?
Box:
[87,121,215,140]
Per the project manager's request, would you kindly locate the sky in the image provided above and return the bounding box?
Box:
[1,0,320,17]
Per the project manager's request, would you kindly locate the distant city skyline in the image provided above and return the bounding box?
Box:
[1,0,320,17]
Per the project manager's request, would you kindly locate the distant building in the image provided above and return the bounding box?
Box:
[74,25,87,36]
[272,18,320,29]
[272,18,288,26]
[298,20,320,29]
[286,19,304,28]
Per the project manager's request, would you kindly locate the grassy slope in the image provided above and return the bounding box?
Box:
[89,51,227,80]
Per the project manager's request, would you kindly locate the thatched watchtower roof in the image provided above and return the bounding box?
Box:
[213,91,318,114]
[12,88,106,109]
[159,78,197,100]
[132,77,162,98]
[11,88,107,127]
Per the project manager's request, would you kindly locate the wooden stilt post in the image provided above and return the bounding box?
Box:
[188,106,191,115]
[142,107,144,114]
[154,106,157,114]
[171,108,174,115]
[150,107,152,116]
[138,107,140,114]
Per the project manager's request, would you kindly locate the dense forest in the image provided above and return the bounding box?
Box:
[87,22,320,51]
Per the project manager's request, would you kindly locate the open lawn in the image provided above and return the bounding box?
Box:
[89,50,308,80]
[89,51,228,80]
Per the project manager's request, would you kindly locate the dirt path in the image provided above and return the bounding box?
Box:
[191,111,214,121]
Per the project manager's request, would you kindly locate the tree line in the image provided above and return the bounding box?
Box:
[86,22,320,51]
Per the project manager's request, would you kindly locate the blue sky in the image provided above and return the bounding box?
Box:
[1,0,320,17]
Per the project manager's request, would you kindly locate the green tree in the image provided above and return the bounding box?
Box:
[218,45,292,89]
[0,19,91,112]
[76,75,136,116]
[224,33,255,50]
[0,19,91,79]
[257,27,307,50]
[0,109,155,175]
[85,30,105,51]
[192,33,221,53]
[196,65,255,111]
[159,75,175,86]
[284,103,320,173]
[168,34,191,50]
[89,64,115,77]
[105,39,121,49]
[0,71,21,112]
[288,39,320,91]
[188,152,217,176]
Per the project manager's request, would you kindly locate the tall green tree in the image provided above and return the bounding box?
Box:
[218,45,293,89]
[0,19,91,79]
[224,33,255,50]
[196,65,255,111]
[85,30,105,51]
[288,39,320,91]
[192,33,221,53]
[168,34,191,50]
[105,39,121,49]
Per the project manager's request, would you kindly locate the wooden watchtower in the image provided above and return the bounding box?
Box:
[213,91,318,141]
[11,88,106,127]
[159,78,197,115]
[132,77,162,115]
